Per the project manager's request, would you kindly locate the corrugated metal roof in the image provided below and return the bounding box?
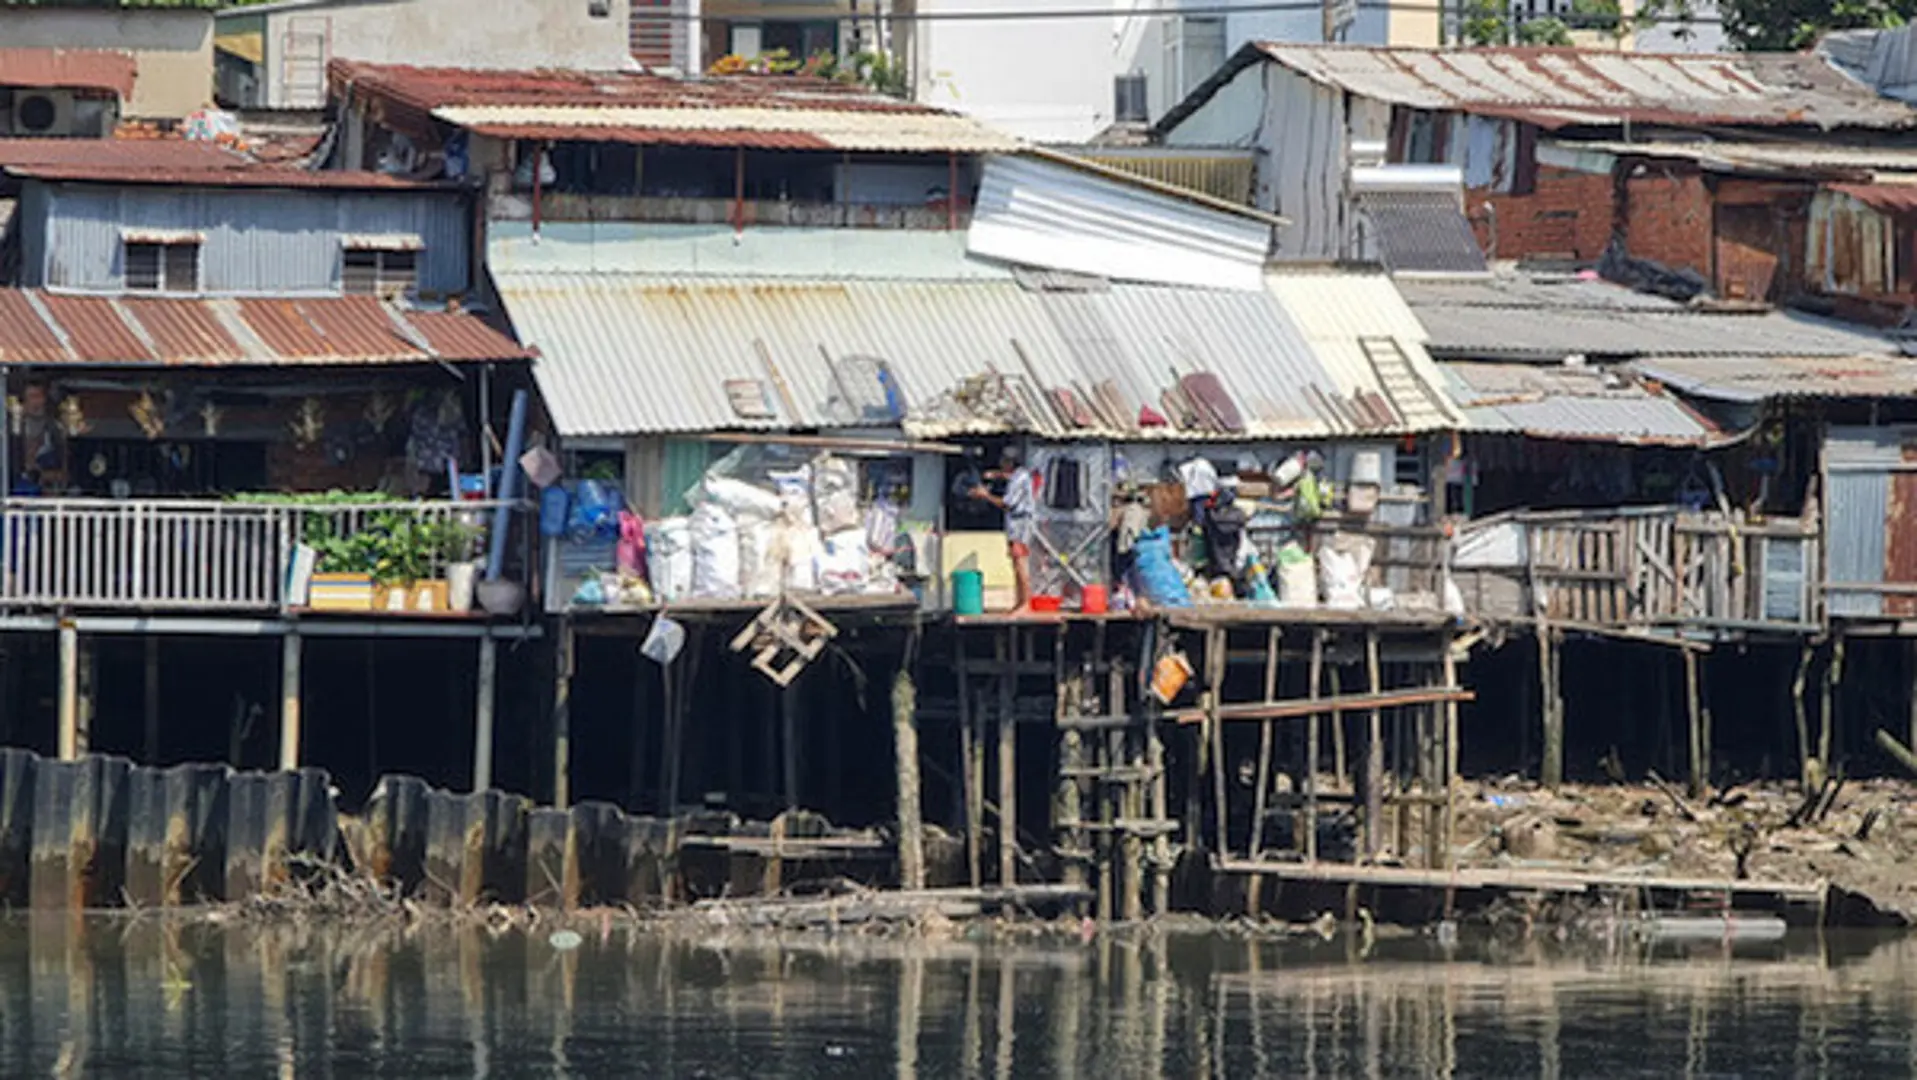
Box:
[1264,269,1464,430]
[1442,361,1719,443]
[0,48,136,99]
[1568,139,1917,176]
[1634,354,1917,403]
[1828,182,1917,213]
[1400,274,1894,359]
[1169,43,1916,133]
[433,104,1019,154]
[0,291,528,367]
[495,266,1460,441]
[0,138,440,190]
[335,61,953,114]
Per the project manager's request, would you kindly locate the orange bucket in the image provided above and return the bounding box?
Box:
[1030,594,1063,613]
[1080,583,1109,615]
[1149,651,1194,704]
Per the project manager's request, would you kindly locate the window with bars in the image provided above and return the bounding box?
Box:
[124,241,200,293]
[342,247,419,298]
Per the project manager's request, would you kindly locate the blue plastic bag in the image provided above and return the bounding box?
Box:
[1131,527,1190,608]
[567,480,624,541]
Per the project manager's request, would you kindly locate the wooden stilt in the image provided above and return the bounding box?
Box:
[958,633,981,888]
[1442,633,1460,871]
[143,636,161,764]
[1684,648,1705,799]
[1208,627,1228,856]
[1306,630,1324,864]
[1055,624,1087,897]
[474,634,497,793]
[1117,655,1145,923]
[1249,626,1279,862]
[781,685,800,811]
[1147,715,1170,914]
[1329,664,1347,791]
[1907,640,1917,766]
[366,638,379,791]
[279,631,302,772]
[1364,629,1383,859]
[893,661,925,890]
[552,621,573,808]
[1824,634,1845,774]
[997,628,1017,886]
[1538,622,1563,790]
[56,622,78,762]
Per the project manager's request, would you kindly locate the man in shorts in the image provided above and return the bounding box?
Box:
[972,447,1036,611]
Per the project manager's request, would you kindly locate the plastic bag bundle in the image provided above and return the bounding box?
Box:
[703,476,783,520]
[737,514,782,597]
[813,455,860,534]
[1131,527,1191,608]
[1276,542,1317,608]
[816,527,869,594]
[690,502,741,598]
[567,479,624,541]
[1318,547,1362,610]
[645,517,693,602]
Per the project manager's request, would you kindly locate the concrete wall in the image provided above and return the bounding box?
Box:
[236,0,634,109]
[910,0,1119,143]
[0,8,213,121]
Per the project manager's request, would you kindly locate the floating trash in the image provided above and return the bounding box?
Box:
[548,930,584,951]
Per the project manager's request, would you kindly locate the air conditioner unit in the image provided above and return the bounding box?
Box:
[12,91,75,137]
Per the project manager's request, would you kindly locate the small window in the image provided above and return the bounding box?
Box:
[1114,73,1148,124]
[124,241,200,293]
[342,248,418,298]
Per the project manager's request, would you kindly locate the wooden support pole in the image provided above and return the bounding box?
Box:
[1537,623,1563,790]
[1306,630,1324,864]
[1204,627,1227,858]
[1822,634,1844,775]
[1330,664,1347,790]
[143,636,161,764]
[781,685,800,811]
[1055,624,1087,897]
[1148,709,1170,915]
[1117,654,1145,923]
[998,628,1017,886]
[1684,648,1704,800]
[553,621,574,809]
[893,662,925,890]
[1791,642,1814,789]
[1442,635,1460,871]
[278,631,302,772]
[1364,629,1383,859]
[1908,640,1917,765]
[958,633,981,888]
[56,622,78,762]
[474,634,497,794]
[1249,626,1279,861]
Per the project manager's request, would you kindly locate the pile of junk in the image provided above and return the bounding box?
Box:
[1117,446,1461,616]
[549,445,932,609]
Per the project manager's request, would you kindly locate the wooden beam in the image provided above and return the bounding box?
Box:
[1364,630,1383,859]
[474,634,497,793]
[56,622,78,762]
[278,631,302,772]
[893,663,925,890]
[1169,686,1475,725]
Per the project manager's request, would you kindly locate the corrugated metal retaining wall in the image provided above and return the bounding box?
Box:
[0,749,879,910]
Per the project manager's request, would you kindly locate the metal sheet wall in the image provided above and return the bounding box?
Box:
[34,184,471,297]
[1824,425,1905,618]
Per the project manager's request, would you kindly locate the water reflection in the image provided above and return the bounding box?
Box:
[5,915,1917,1077]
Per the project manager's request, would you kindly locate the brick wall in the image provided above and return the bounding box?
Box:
[1623,168,1714,279]
[267,438,398,494]
[1467,166,1615,264]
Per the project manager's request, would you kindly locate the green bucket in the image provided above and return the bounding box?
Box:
[951,569,985,615]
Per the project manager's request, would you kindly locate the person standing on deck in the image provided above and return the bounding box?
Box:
[971,447,1037,612]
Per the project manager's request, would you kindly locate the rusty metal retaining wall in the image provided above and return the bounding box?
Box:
[0,749,897,910]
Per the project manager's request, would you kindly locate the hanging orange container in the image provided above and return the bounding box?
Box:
[1149,651,1194,704]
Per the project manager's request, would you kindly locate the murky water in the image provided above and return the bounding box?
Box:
[4,916,1917,1078]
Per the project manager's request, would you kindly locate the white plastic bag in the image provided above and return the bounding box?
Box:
[640,615,686,665]
[781,524,823,591]
[1318,547,1363,611]
[737,514,781,598]
[816,527,869,594]
[813,455,860,534]
[690,502,741,599]
[645,517,693,602]
[703,476,783,520]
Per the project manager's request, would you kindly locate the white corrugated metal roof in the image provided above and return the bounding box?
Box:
[1634,354,1917,403]
[431,104,1022,153]
[1567,139,1917,175]
[493,238,1464,440]
[967,154,1275,291]
[1265,270,1464,430]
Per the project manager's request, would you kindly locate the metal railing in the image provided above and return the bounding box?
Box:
[0,497,523,613]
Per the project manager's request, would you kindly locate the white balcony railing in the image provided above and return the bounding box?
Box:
[0,497,525,614]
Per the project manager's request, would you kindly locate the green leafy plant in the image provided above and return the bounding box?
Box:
[304,510,481,586]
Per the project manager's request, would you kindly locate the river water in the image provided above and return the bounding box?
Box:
[3,916,1915,1078]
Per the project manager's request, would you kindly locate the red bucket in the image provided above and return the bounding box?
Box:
[1080,584,1109,615]
[1030,594,1063,613]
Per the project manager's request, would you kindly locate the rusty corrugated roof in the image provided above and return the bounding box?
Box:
[335,60,1022,154]
[0,139,443,190]
[1828,182,1917,213]
[0,291,529,367]
[1160,43,1917,134]
[0,48,136,99]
